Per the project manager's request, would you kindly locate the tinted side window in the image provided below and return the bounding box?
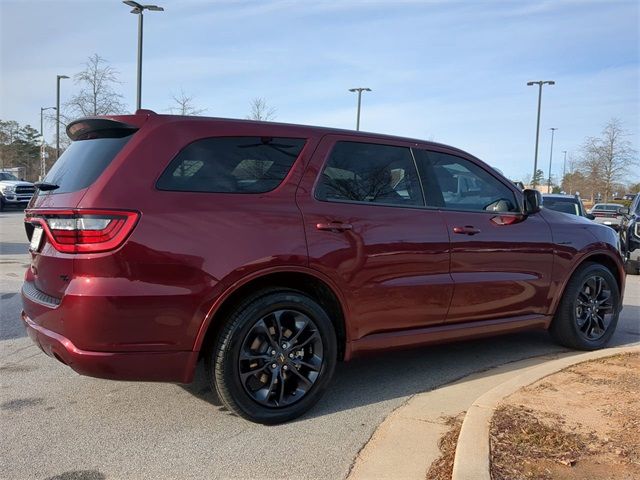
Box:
[315,141,424,207]
[157,137,306,193]
[416,150,518,212]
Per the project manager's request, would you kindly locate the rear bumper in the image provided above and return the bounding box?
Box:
[22,312,198,383]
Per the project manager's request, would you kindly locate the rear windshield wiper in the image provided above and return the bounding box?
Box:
[34,182,60,191]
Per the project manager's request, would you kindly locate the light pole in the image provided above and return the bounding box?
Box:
[56,75,69,160]
[562,150,567,190]
[123,1,164,111]
[547,127,557,193]
[349,87,371,131]
[40,106,56,179]
[40,106,56,141]
[527,80,555,187]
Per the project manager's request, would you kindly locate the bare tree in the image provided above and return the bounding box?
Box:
[247,97,276,121]
[65,54,127,118]
[167,89,206,116]
[580,119,637,202]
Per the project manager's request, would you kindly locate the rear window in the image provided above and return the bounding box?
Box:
[156,137,306,193]
[594,204,619,211]
[543,199,580,216]
[40,136,133,194]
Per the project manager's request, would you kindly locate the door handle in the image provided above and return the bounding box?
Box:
[453,225,481,235]
[316,222,353,232]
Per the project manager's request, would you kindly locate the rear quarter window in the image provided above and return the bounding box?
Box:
[156,137,306,193]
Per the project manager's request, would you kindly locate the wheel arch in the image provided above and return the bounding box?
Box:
[550,250,625,317]
[193,267,351,362]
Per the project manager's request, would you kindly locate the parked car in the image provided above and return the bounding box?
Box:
[0,171,36,211]
[589,203,625,230]
[619,193,640,275]
[542,194,594,219]
[22,113,625,423]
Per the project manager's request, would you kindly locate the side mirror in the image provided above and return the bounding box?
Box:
[586,214,596,220]
[523,189,542,214]
[619,207,630,216]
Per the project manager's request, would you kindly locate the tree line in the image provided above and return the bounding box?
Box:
[560,119,638,201]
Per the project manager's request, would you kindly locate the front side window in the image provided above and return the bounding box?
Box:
[157,137,306,193]
[315,141,424,207]
[415,150,518,212]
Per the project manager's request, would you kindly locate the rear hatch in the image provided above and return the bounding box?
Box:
[25,116,143,300]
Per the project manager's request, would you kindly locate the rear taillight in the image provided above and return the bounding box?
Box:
[27,209,139,253]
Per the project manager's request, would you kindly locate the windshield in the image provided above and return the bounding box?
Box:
[0,172,18,181]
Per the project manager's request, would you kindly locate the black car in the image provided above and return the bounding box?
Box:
[542,194,594,219]
[619,193,640,275]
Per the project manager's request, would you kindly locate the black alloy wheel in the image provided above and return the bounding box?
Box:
[574,275,615,341]
[551,263,620,350]
[207,288,337,424]
[238,309,324,408]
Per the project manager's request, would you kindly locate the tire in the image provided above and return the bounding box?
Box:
[205,288,337,424]
[550,262,621,350]
[0,198,5,212]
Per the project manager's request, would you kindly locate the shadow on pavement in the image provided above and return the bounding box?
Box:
[179,317,639,423]
[0,242,28,255]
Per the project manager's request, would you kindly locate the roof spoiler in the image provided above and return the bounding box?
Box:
[66,117,139,141]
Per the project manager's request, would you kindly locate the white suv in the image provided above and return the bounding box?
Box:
[0,171,36,211]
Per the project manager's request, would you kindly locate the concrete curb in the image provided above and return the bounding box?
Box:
[451,344,640,480]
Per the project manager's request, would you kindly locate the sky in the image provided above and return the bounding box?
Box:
[1,0,638,182]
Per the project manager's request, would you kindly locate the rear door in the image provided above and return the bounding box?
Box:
[413,148,554,324]
[296,135,453,341]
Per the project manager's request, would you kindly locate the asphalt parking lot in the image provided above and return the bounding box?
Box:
[1,209,638,480]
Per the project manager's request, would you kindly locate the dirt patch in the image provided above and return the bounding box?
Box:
[490,352,640,480]
[425,413,464,480]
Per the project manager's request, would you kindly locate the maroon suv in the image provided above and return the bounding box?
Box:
[22,112,625,423]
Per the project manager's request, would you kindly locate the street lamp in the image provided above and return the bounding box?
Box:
[40,106,56,141]
[562,150,568,187]
[349,87,371,131]
[123,1,164,111]
[56,75,69,160]
[527,80,555,187]
[40,106,56,180]
[547,127,557,193]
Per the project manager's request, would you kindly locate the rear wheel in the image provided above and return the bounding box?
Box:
[206,289,337,424]
[550,263,620,350]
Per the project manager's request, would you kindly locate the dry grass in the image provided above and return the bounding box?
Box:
[490,353,640,480]
[425,414,464,480]
[490,405,593,480]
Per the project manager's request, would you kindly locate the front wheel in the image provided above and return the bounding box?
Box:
[206,289,337,424]
[550,263,621,350]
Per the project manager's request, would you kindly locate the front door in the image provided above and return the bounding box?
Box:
[413,148,554,324]
[296,136,454,341]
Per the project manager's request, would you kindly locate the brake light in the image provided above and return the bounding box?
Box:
[27,209,139,253]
